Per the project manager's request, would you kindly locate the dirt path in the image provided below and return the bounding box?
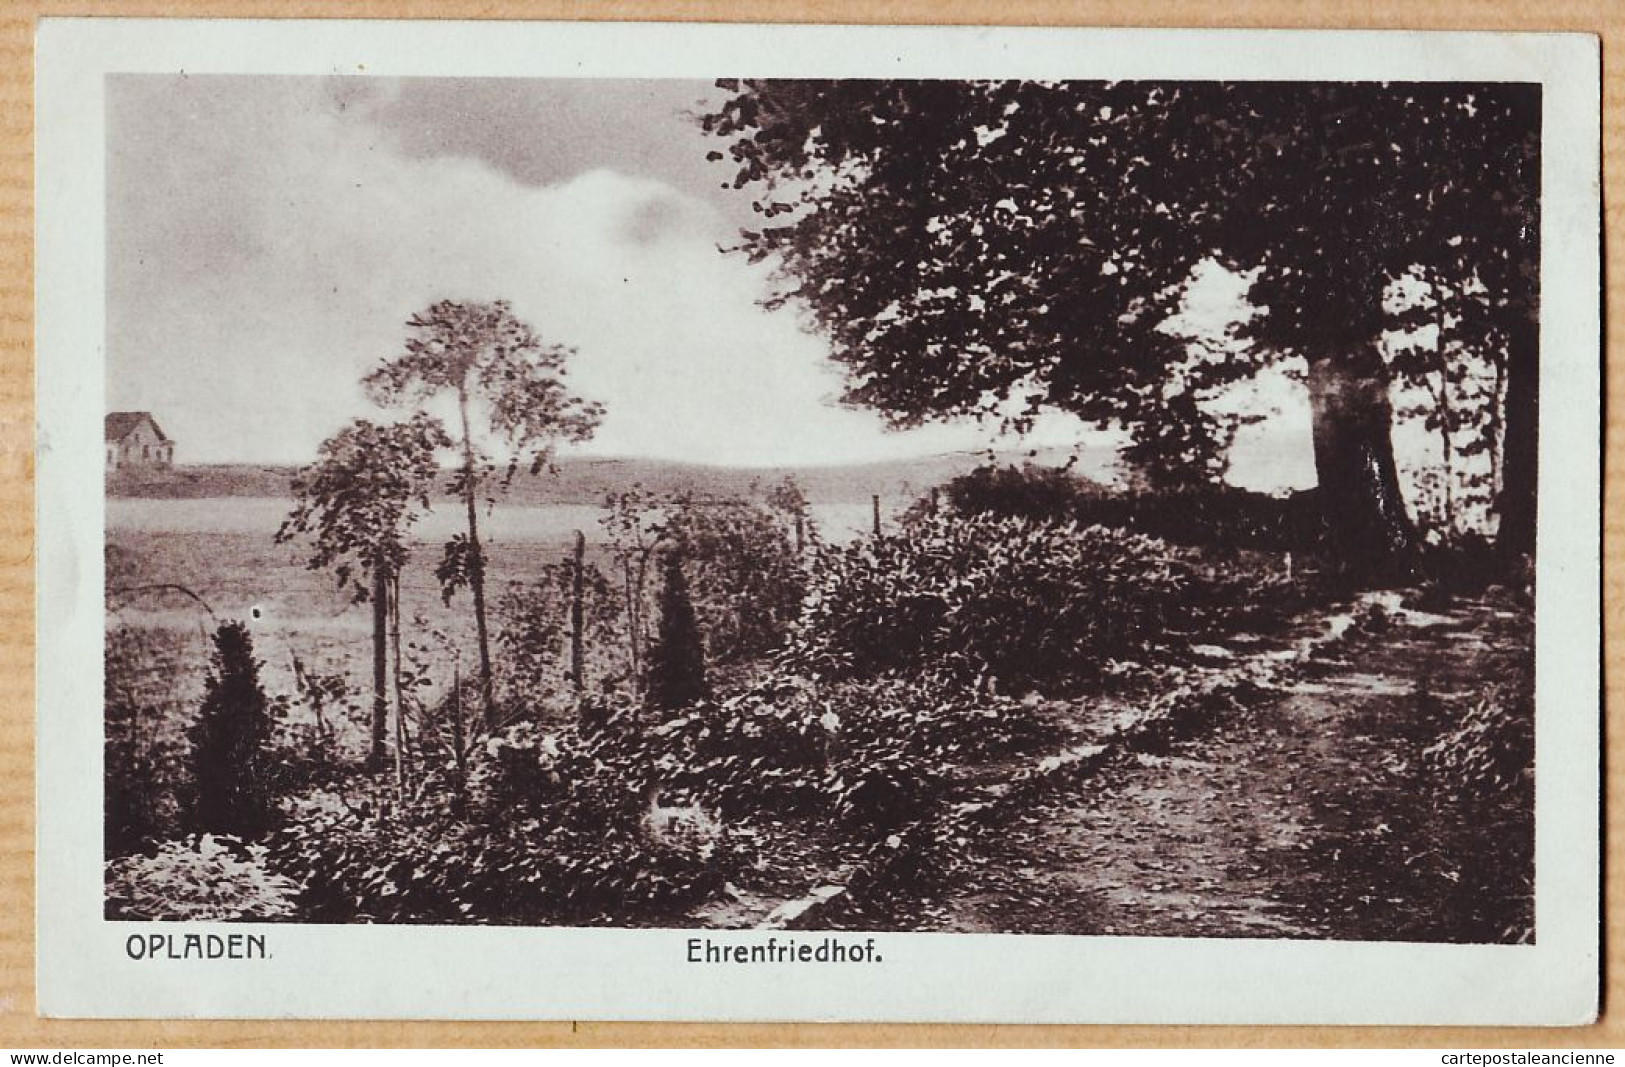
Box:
[917,593,1534,942]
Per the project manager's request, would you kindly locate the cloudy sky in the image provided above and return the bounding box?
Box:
[106,75,1314,486]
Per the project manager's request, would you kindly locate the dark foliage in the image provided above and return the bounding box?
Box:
[267,729,729,925]
[188,622,278,841]
[268,799,726,926]
[702,80,1540,566]
[597,675,832,819]
[106,630,166,857]
[664,494,807,664]
[1074,487,1324,556]
[494,555,622,713]
[104,625,206,856]
[105,697,162,858]
[1416,533,1516,599]
[645,550,710,712]
[933,463,1097,523]
[930,462,1324,553]
[1424,673,1534,804]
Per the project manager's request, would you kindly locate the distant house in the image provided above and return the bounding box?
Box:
[106,412,174,471]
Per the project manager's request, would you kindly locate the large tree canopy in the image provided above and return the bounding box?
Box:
[702,80,1539,569]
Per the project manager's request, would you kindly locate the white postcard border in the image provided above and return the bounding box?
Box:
[35,19,1602,1023]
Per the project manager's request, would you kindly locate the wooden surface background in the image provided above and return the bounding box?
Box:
[1,0,1615,1049]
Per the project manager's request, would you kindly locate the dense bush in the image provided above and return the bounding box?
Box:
[105,835,299,921]
[584,675,832,818]
[467,722,569,819]
[937,463,1097,522]
[789,513,1191,685]
[663,495,806,664]
[270,808,726,926]
[594,669,1059,822]
[645,549,709,711]
[1074,486,1323,554]
[827,671,1059,765]
[1416,533,1519,600]
[105,625,199,856]
[494,555,623,713]
[1420,671,1536,944]
[105,716,163,859]
[828,738,940,830]
[268,758,726,925]
[188,622,280,840]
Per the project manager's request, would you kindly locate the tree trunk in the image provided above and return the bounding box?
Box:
[1497,315,1538,562]
[389,574,407,793]
[369,561,389,771]
[1305,348,1416,577]
[457,389,496,730]
[464,481,495,728]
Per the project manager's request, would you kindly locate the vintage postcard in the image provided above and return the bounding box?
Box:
[35,20,1601,1023]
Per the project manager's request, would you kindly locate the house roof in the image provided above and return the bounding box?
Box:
[105,411,169,444]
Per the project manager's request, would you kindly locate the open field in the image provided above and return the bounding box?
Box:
[107,483,901,721]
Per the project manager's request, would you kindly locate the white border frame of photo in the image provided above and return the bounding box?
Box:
[35,18,1602,1024]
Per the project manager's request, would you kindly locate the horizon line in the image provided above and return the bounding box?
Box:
[144,443,1108,475]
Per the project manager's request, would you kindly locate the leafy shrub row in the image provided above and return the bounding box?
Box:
[788,511,1286,687]
[267,761,727,925]
[583,669,1058,823]
[255,663,1060,925]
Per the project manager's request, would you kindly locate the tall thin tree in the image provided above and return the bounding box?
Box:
[278,414,448,769]
[366,300,603,728]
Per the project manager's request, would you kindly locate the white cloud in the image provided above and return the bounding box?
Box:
[109,78,1044,468]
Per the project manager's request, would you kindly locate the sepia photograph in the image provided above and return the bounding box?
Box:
[35,20,1600,1024]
